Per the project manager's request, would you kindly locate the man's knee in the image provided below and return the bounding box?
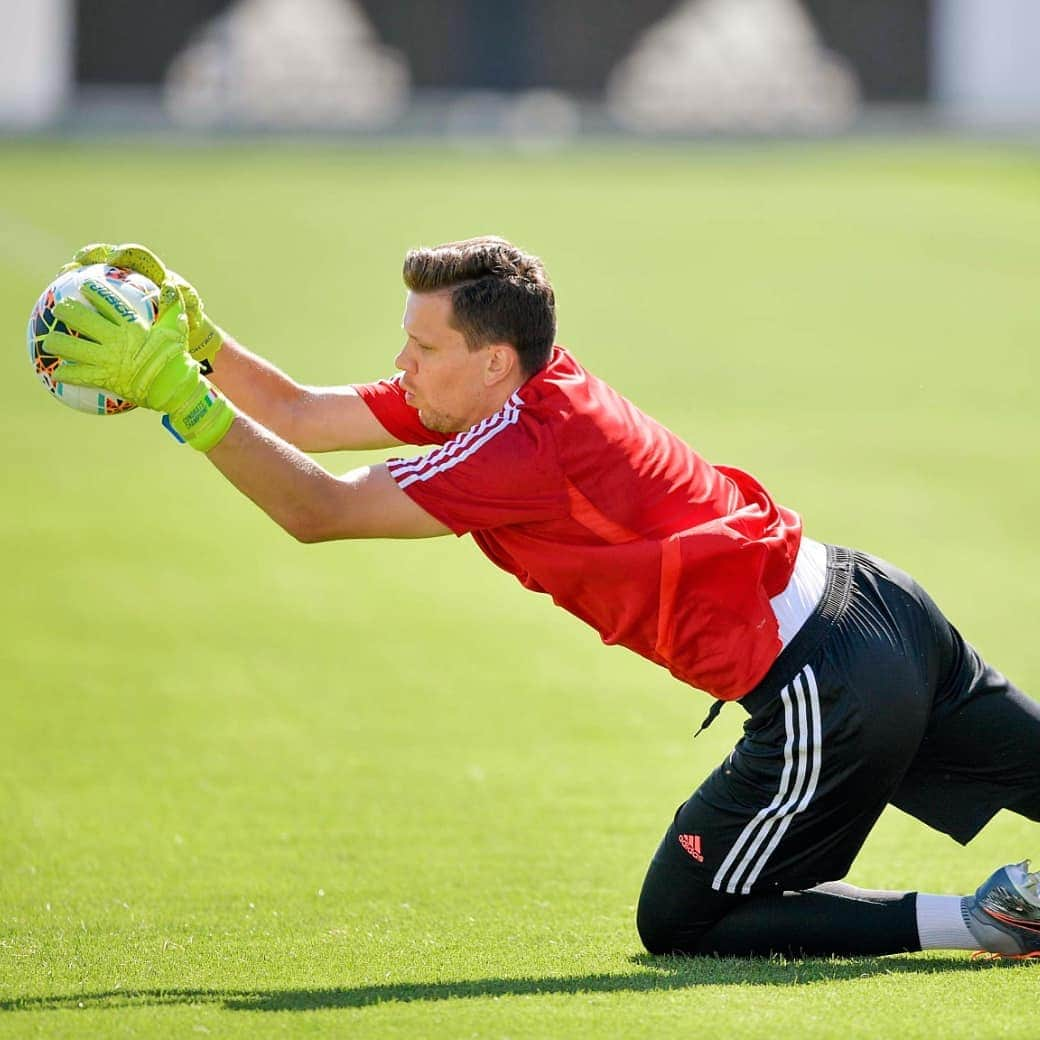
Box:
[637,848,734,955]
[636,884,688,955]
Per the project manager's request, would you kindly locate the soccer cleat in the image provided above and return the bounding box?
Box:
[963,861,1040,956]
[970,951,1040,962]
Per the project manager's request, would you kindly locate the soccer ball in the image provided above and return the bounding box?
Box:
[27,263,160,415]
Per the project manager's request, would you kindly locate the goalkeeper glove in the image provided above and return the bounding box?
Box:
[61,243,228,373]
[44,278,236,453]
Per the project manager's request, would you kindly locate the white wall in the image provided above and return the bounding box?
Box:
[933,0,1040,115]
[0,0,73,127]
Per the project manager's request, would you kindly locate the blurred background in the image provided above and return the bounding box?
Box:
[2,3,1039,1030]
[3,0,1040,137]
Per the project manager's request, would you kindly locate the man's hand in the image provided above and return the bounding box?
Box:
[44,278,236,452]
[61,243,228,372]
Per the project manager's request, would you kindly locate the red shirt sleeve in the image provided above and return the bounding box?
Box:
[384,399,569,535]
[354,375,451,447]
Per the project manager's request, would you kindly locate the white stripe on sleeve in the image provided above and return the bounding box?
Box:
[387,394,524,489]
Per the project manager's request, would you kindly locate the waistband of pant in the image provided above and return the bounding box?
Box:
[738,544,855,718]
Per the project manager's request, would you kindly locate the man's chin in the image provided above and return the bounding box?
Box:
[417,408,453,434]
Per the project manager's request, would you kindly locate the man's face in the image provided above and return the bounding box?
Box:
[396,291,492,434]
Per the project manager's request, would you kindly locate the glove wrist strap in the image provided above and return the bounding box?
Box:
[167,380,237,453]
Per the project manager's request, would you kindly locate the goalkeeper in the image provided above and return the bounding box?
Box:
[44,239,1040,959]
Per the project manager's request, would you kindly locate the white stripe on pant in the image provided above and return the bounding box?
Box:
[712,666,823,895]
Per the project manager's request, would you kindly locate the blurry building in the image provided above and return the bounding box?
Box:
[0,0,73,126]
[605,0,860,133]
[2,0,1040,131]
[932,0,1040,121]
[163,0,408,129]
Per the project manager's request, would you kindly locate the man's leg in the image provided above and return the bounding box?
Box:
[637,548,1040,958]
[891,659,1040,843]
[638,827,920,956]
[637,650,934,957]
[640,848,1040,957]
[888,649,1040,957]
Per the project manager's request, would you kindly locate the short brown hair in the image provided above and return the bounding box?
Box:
[402,236,556,376]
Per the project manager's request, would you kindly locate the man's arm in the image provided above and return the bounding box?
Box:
[44,275,444,539]
[206,412,451,541]
[208,339,404,453]
[59,243,402,454]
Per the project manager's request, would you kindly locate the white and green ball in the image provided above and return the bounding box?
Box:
[27,263,160,415]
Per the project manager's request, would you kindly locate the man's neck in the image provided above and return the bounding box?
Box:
[463,374,526,430]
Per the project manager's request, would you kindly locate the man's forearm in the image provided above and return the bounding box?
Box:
[208,340,402,453]
[207,339,308,443]
[201,414,448,541]
[202,410,345,541]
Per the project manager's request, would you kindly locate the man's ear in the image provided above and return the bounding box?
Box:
[485,343,519,386]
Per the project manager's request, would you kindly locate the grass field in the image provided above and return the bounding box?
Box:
[1,138,1038,1039]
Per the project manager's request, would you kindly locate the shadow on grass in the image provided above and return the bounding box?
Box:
[3,954,1034,1013]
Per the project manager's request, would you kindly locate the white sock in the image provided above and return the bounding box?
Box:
[915,893,979,951]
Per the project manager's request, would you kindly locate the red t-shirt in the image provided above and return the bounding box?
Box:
[356,347,802,700]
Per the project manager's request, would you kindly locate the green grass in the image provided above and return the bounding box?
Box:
[1,138,1039,1039]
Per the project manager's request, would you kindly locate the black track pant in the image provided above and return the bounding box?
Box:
[637,547,1040,957]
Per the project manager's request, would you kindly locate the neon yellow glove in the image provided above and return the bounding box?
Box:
[61,243,228,373]
[44,278,236,453]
